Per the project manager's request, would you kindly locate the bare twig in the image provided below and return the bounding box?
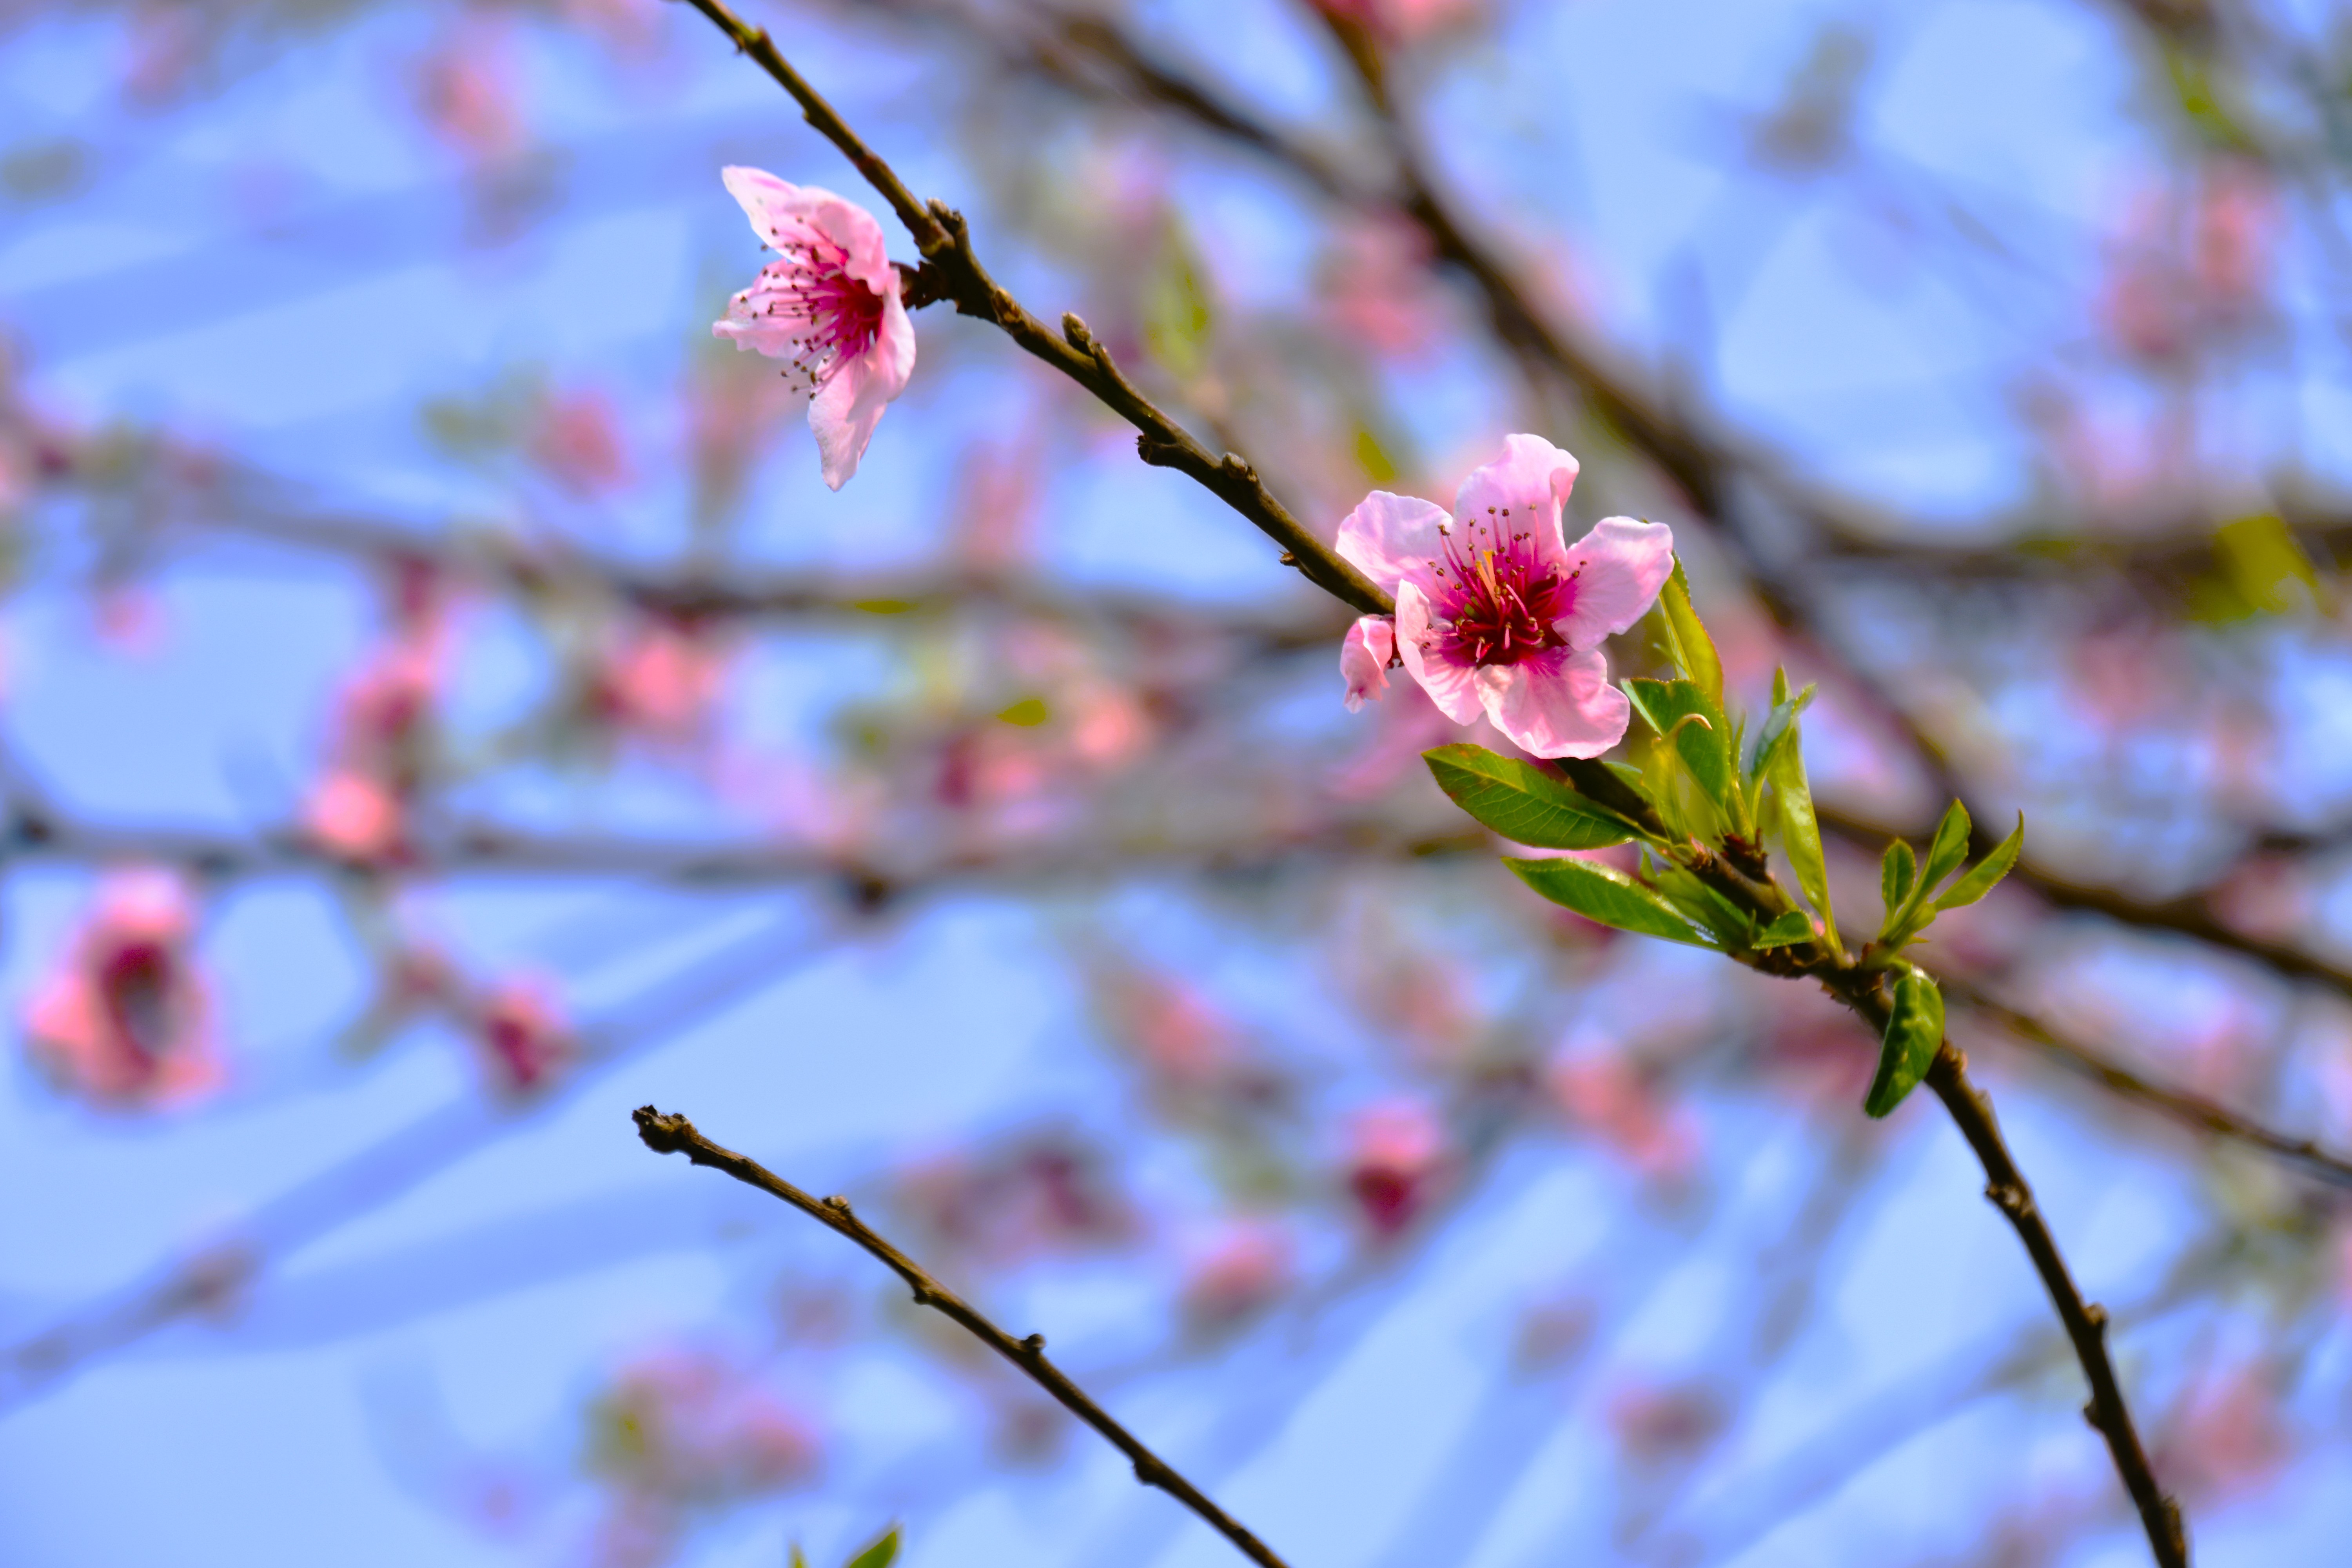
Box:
[632,1106,1294,1568]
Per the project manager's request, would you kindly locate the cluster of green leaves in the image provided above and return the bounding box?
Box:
[1419,555,2026,1119]
[792,1527,900,1568]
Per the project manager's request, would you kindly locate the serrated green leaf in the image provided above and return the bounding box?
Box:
[1933,812,2024,912]
[1748,670,1816,782]
[843,1528,901,1568]
[1625,677,1734,811]
[1423,744,1636,850]
[1918,799,1971,898]
[1864,970,1944,1118]
[1504,857,1713,947]
[1659,557,1723,708]
[1880,840,1915,918]
[1751,909,1815,949]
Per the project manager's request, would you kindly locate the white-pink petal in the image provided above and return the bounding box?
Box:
[1341,615,1396,711]
[1394,580,1484,725]
[809,288,916,490]
[1557,516,1675,651]
[720,168,895,292]
[1335,490,1451,597]
[1474,646,1628,759]
[1452,433,1579,537]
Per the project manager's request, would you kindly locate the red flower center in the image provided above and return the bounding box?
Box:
[1426,508,1577,667]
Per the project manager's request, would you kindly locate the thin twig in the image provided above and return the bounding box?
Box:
[1824,976,2189,1568]
[631,1106,1294,1568]
[677,0,1388,617]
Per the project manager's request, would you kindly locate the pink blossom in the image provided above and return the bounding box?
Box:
[303,769,406,863]
[528,386,632,497]
[1550,1053,1698,1182]
[712,167,916,490]
[1311,0,1482,44]
[590,1348,821,1504]
[474,976,572,1098]
[590,619,730,748]
[24,869,221,1109]
[1179,1221,1293,1335]
[412,21,524,165]
[1319,219,1441,358]
[1345,1099,1446,1237]
[1341,615,1394,711]
[1336,435,1673,757]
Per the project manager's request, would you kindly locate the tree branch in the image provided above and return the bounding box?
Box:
[632,1106,1294,1568]
[676,0,1389,617]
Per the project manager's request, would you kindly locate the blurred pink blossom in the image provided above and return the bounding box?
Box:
[1179,1221,1294,1336]
[1345,1098,1446,1237]
[588,1347,820,1510]
[1550,1052,1699,1181]
[529,386,633,498]
[1319,220,1442,358]
[412,20,524,164]
[1336,435,1673,757]
[474,975,572,1098]
[1310,0,1482,45]
[24,868,221,1109]
[590,618,731,750]
[1605,1378,1724,1465]
[713,167,915,489]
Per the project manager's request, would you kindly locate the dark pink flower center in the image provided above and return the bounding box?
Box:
[1426,507,1577,667]
[752,229,886,390]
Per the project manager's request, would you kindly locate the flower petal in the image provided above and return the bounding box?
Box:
[1341,615,1395,711]
[1395,579,1483,725]
[722,167,897,293]
[808,292,915,489]
[1335,490,1450,597]
[1452,434,1579,541]
[1475,646,1629,759]
[1558,516,1675,650]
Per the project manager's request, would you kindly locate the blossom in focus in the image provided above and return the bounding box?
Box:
[1336,434,1673,758]
[711,167,915,490]
[23,868,220,1109]
[1345,1098,1446,1237]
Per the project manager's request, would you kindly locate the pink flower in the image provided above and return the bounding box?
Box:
[1345,1099,1446,1237]
[528,386,632,497]
[711,167,915,490]
[1340,615,1394,711]
[24,869,221,1109]
[1179,1221,1293,1335]
[474,976,572,1098]
[1335,435,1673,757]
[303,769,406,863]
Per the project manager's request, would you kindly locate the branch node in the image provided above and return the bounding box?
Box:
[1136,432,1185,468]
[632,1105,695,1155]
[1984,1180,2029,1216]
[1278,552,1298,566]
[1219,451,1255,481]
[1062,312,1094,349]
[824,1194,853,1214]
[1020,1332,1047,1355]
[2084,1301,2109,1333]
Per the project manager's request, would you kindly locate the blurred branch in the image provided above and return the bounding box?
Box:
[0,907,835,1412]
[633,1105,1296,1568]
[1951,978,2352,1189]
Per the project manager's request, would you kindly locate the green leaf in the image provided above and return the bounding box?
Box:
[1659,557,1723,708]
[1625,678,1734,813]
[1504,857,1713,947]
[1918,799,1972,901]
[1750,909,1816,949]
[1762,704,1838,954]
[1653,865,1754,949]
[1864,970,1945,1118]
[1933,812,2024,913]
[1880,840,1915,918]
[1423,744,1636,850]
[843,1528,902,1568]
